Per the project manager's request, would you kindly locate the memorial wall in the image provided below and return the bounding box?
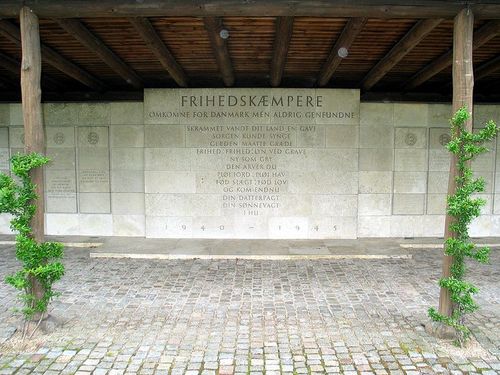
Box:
[0,89,499,239]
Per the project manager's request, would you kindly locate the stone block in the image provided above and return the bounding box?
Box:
[473,193,492,214]
[359,126,393,148]
[110,102,144,125]
[474,172,493,194]
[144,89,181,125]
[428,104,452,127]
[233,216,268,239]
[78,148,109,170]
[472,152,494,171]
[469,215,491,237]
[78,169,110,193]
[270,88,316,126]
[45,214,79,235]
[357,216,391,237]
[145,125,184,147]
[79,214,113,236]
[360,103,393,127]
[46,148,76,170]
[111,193,145,215]
[359,149,393,171]
[393,103,428,127]
[111,148,144,170]
[0,127,8,147]
[288,171,357,194]
[110,126,144,147]
[111,170,144,193]
[358,171,392,193]
[428,150,450,171]
[427,194,447,215]
[9,127,24,148]
[145,171,196,193]
[325,126,358,148]
[393,171,427,193]
[77,126,109,148]
[272,194,312,217]
[389,216,423,237]
[427,171,449,193]
[46,127,75,148]
[314,89,359,125]
[394,149,428,171]
[474,105,498,128]
[0,104,9,126]
[297,125,325,148]
[146,216,193,238]
[0,148,9,170]
[145,193,221,217]
[358,194,391,216]
[9,104,23,125]
[429,128,451,149]
[145,148,191,171]
[77,103,110,126]
[192,216,234,238]
[422,215,445,237]
[268,216,309,239]
[491,215,500,235]
[392,194,425,215]
[311,216,357,239]
[311,194,357,216]
[79,193,111,213]
[45,169,77,213]
[43,103,79,126]
[0,214,14,234]
[394,127,427,149]
[113,215,145,236]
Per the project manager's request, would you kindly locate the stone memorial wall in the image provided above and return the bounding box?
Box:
[0,89,499,239]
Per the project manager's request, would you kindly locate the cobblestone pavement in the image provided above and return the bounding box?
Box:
[0,244,499,374]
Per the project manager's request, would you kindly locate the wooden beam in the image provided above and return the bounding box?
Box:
[439,7,475,321]
[404,20,500,91]
[475,55,500,81]
[361,18,442,91]
[128,17,188,87]
[317,18,366,87]
[0,19,105,91]
[2,1,500,19]
[204,17,234,87]
[56,18,142,89]
[270,16,293,87]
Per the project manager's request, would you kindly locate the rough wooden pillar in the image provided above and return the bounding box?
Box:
[439,8,474,318]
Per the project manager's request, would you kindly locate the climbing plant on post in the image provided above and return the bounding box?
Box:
[429,107,498,346]
[0,153,64,339]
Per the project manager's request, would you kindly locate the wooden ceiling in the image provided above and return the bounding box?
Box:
[0,12,499,102]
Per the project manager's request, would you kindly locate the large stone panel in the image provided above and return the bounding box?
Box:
[144,88,360,238]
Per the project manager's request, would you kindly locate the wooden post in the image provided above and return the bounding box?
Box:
[439,7,474,318]
[20,6,45,316]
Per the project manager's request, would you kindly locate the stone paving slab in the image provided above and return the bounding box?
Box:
[0,240,499,374]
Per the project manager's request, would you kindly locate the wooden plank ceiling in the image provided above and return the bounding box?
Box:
[0,16,499,101]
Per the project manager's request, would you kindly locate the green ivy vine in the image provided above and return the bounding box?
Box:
[0,152,64,338]
[428,107,498,345]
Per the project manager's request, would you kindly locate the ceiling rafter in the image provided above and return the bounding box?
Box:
[360,18,443,92]
[317,17,366,87]
[270,16,294,87]
[404,20,500,91]
[56,18,143,89]
[0,19,105,91]
[128,17,188,87]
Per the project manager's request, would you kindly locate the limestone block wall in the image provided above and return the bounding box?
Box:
[0,97,499,239]
[0,102,145,237]
[358,102,500,237]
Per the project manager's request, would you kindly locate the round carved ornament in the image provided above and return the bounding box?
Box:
[87,131,99,145]
[53,132,65,145]
[439,133,451,146]
[404,132,417,146]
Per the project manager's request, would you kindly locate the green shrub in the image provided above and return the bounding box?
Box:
[0,152,64,329]
[428,107,498,345]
